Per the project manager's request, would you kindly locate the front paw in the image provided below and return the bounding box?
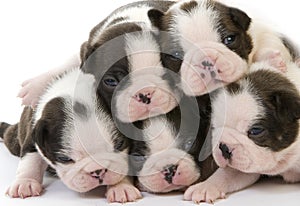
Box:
[6,178,43,199]
[184,182,226,204]
[106,182,142,203]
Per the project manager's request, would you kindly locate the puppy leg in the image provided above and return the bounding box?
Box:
[18,53,80,107]
[106,177,142,203]
[184,167,260,203]
[6,152,48,198]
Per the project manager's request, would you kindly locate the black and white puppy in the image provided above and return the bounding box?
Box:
[147,0,252,96]
[147,0,297,96]
[1,68,140,203]
[129,96,217,193]
[184,61,300,203]
[80,0,185,123]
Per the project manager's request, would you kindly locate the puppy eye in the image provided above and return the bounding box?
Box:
[103,77,118,87]
[167,51,183,61]
[56,155,74,164]
[247,126,266,138]
[130,153,147,163]
[183,140,194,151]
[223,35,236,45]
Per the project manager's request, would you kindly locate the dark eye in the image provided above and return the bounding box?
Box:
[167,51,183,61]
[130,153,147,163]
[223,35,236,45]
[56,155,74,164]
[103,77,118,87]
[247,126,266,139]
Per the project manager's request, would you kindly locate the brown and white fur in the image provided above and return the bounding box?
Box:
[184,61,300,203]
[1,68,141,203]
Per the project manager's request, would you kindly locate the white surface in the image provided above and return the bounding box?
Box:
[0,0,300,205]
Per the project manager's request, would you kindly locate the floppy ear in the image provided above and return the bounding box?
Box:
[270,91,300,121]
[148,9,165,30]
[32,119,50,153]
[229,7,251,31]
[32,119,62,164]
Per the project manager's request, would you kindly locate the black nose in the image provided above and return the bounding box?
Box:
[219,143,232,160]
[163,164,178,184]
[138,93,151,104]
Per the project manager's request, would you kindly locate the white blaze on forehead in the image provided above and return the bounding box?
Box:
[212,81,265,133]
[125,32,162,72]
[171,1,220,52]
[143,117,177,154]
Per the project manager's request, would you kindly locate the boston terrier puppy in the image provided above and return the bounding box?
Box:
[1,68,140,203]
[184,61,300,203]
[147,0,298,96]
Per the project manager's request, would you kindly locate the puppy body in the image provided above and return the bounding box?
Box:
[1,68,137,202]
[184,61,300,202]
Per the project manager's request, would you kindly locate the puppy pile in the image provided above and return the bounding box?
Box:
[1,0,299,204]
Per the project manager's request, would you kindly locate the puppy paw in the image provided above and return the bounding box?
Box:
[184,182,226,204]
[265,50,287,72]
[6,178,43,198]
[106,182,142,203]
[17,72,53,107]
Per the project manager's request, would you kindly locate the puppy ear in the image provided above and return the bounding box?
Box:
[270,91,300,121]
[148,9,164,30]
[32,119,49,152]
[229,7,251,31]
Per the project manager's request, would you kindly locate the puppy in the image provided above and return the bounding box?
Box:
[18,0,178,123]
[1,68,140,203]
[184,61,300,203]
[147,0,298,96]
[128,94,217,193]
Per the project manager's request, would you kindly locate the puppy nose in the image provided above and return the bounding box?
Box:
[133,88,155,104]
[90,169,108,184]
[219,143,232,160]
[163,164,178,184]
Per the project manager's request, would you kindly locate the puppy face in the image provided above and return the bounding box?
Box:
[149,0,252,96]
[81,3,180,123]
[211,67,300,175]
[129,102,213,193]
[33,70,128,193]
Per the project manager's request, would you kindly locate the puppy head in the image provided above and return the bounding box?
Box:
[129,103,211,193]
[82,22,181,123]
[211,67,300,175]
[33,83,129,192]
[148,0,252,96]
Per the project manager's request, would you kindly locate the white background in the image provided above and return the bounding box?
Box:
[0,0,300,205]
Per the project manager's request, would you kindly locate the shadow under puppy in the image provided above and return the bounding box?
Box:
[184,61,300,203]
[0,68,140,202]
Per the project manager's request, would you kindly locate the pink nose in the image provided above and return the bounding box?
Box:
[133,88,155,104]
